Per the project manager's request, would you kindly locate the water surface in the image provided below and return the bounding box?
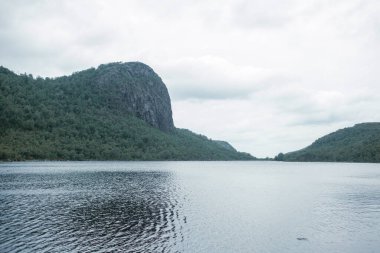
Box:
[1,161,380,252]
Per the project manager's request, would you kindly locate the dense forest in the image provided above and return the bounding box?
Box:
[0,64,254,161]
[275,123,380,163]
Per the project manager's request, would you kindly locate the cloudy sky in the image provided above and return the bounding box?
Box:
[1,0,379,157]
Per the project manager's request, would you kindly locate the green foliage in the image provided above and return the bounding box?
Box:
[0,66,255,161]
[274,153,284,161]
[279,123,380,163]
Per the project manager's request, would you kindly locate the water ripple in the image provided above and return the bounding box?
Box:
[1,161,380,253]
[0,170,186,253]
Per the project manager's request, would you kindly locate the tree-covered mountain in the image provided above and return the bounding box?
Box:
[275,123,380,163]
[0,62,255,161]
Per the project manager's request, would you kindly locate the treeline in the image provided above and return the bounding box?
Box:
[275,123,380,163]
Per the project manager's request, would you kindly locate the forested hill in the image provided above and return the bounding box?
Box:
[275,123,380,163]
[0,63,254,161]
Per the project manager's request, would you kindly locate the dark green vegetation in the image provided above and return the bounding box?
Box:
[0,63,254,161]
[275,123,380,163]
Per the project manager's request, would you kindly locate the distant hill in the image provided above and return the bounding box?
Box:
[275,123,380,163]
[0,62,255,161]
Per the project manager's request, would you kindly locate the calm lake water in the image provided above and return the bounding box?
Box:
[1,161,380,253]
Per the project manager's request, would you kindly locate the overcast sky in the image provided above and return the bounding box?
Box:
[1,0,379,157]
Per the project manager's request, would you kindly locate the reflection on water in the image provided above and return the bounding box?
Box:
[1,161,380,253]
[0,169,185,252]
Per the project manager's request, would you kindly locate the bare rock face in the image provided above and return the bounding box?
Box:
[93,62,174,132]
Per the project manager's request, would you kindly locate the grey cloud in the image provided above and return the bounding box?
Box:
[157,56,282,100]
[169,86,252,100]
[0,0,379,157]
[231,0,296,29]
[289,113,348,126]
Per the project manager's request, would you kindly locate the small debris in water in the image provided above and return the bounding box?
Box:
[297,237,308,241]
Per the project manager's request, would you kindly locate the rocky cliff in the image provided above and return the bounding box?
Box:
[92,62,174,132]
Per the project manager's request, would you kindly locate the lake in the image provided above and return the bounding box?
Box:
[0,161,379,252]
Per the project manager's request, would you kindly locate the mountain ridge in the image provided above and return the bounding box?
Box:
[275,122,380,163]
[0,62,255,161]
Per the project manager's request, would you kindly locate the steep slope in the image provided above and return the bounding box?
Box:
[276,123,380,162]
[92,62,174,132]
[0,63,254,161]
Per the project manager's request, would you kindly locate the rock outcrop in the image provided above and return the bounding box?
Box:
[93,62,174,132]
